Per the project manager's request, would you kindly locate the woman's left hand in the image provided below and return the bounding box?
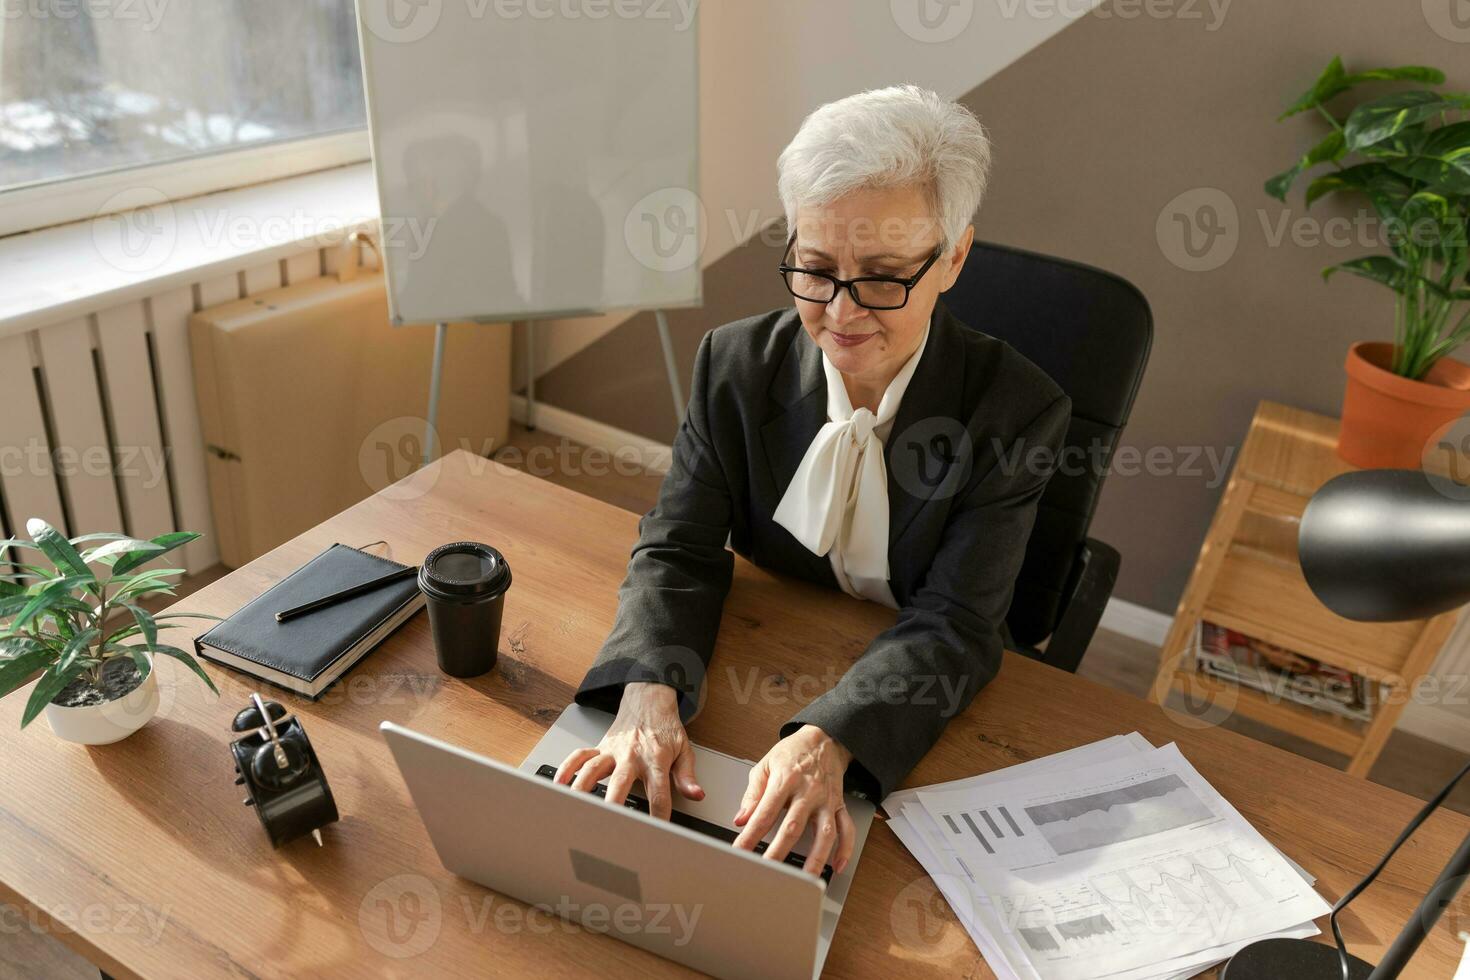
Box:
[732,724,858,877]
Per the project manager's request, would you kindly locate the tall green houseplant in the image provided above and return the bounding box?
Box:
[1267,56,1470,381]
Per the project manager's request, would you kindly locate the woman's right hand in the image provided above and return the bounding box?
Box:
[553,681,704,820]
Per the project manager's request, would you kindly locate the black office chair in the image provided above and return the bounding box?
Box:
[941,241,1153,674]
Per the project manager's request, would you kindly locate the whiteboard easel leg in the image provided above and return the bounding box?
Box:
[424,321,447,466]
[655,310,684,426]
[524,321,537,432]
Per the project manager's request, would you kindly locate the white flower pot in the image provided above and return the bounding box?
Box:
[43,658,160,745]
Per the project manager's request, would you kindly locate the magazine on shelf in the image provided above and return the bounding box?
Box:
[1192,620,1375,723]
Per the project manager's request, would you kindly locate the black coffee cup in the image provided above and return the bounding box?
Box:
[418,542,512,678]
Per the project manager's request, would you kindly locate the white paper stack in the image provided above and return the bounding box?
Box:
[885,735,1331,979]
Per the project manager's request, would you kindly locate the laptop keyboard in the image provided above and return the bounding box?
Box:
[533,764,833,883]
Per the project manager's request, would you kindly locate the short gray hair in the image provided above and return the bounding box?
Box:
[776,84,992,254]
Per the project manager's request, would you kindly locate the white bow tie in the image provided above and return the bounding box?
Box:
[772,324,930,604]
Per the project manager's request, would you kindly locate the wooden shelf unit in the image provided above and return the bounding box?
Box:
[1149,401,1461,777]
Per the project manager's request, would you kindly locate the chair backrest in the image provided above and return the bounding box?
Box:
[941,241,1153,647]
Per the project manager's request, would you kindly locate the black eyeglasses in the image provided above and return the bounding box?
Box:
[777,233,943,311]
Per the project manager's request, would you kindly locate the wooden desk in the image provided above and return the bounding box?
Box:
[3,449,1469,979]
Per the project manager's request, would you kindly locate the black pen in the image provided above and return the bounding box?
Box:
[275,566,419,622]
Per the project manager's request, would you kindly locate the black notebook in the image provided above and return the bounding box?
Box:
[195,543,425,698]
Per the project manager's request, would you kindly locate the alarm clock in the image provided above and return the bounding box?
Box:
[229,693,339,847]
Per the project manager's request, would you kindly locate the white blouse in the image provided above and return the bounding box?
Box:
[772,322,932,608]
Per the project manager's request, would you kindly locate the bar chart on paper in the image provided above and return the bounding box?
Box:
[1014,908,1121,956]
[906,744,1333,980]
[929,772,1218,868]
[941,806,1027,855]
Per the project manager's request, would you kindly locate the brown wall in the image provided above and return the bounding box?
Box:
[535,0,1470,613]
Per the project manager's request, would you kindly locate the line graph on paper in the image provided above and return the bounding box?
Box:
[1089,843,1285,934]
[998,843,1301,962]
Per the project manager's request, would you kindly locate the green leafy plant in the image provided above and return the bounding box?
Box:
[1267,56,1470,381]
[0,519,219,728]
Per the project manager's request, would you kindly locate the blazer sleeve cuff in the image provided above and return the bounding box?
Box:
[574,655,702,726]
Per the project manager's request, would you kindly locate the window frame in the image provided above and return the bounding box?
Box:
[0,128,371,239]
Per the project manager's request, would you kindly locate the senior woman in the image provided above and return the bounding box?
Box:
[554,84,1071,878]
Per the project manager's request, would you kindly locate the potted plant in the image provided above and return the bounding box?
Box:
[0,519,219,745]
[1267,56,1470,469]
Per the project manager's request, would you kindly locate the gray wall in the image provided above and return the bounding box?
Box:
[534,0,1470,613]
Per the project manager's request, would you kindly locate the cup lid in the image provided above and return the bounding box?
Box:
[419,541,511,599]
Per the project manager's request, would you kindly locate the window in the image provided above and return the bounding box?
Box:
[0,0,369,233]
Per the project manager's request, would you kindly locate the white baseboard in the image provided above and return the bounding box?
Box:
[1396,705,1470,755]
[1395,608,1470,754]
[1097,598,1172,648]
[511,394,672,475]
[508,396,1470,753]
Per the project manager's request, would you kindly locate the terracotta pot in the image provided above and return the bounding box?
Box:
[1338,342,1470,469]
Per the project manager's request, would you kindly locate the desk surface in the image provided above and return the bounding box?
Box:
[3,449,1468,979]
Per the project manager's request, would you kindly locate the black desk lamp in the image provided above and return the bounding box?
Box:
[1222,469,1470,980]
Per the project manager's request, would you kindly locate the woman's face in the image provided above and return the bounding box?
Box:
[790,184,974,390]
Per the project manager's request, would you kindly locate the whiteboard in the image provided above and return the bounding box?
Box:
[354,1,701,325]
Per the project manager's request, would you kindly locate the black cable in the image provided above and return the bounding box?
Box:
[1328,756,1470,980]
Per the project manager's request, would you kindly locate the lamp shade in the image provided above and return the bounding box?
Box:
[1298,469,1470,622]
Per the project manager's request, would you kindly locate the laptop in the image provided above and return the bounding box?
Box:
[380,704,877,980]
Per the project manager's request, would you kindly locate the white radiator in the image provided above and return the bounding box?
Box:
[0,245,358,575]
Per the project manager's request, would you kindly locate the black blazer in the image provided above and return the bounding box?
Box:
[574,303,1071,800]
